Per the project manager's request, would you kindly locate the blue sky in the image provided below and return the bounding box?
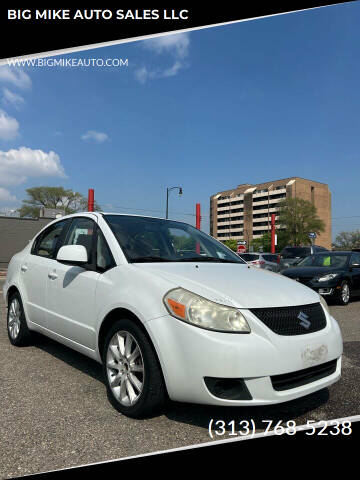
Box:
[0,2,360,238]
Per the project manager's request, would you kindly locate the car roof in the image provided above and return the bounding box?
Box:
[282,245,326,250]
[52,212,173,222]
[240,252,276,257]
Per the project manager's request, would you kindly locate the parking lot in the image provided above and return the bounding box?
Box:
[1,277,360,479]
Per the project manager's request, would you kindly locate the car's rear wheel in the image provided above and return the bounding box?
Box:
[102,319,166,418]
[7,292,32,346]
[338,281,350,305]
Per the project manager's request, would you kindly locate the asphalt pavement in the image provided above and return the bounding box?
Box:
[1,278,359,478]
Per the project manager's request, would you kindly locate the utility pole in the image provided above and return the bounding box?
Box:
[196,203,201,254]
[294,180,297,245]
[267,184,273,232]
[271,213,276,253]
[196,203,201,229]
[88,188,94,212]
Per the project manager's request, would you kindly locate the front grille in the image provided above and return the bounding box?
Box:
[271,359,338,391]
[250,302,326,336]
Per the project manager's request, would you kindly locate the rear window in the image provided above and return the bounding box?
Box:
[263,254,278,262]
[240,254,259,261]
[281,247,310,259]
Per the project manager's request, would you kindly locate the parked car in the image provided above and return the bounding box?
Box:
[279,245,328,270]
[280,251,360,305]
[4,213,342,417]
[238,252,279,272]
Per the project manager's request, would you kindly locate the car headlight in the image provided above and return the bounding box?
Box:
[163,288,251,333]
[317,273,339,282]
[319,294,330,314]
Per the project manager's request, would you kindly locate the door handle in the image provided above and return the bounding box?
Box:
[48,271,58,280]
[21,265,28,272]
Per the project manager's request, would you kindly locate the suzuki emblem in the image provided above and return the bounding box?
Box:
[298,311,311,329]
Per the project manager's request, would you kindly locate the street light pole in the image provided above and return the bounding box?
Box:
[267,184,273,233]
[166,186,183,219]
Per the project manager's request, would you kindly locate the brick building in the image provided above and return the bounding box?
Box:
[210,177,332,249]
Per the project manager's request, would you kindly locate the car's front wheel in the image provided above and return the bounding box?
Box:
[7,292,32,346]
[102,319,166,418]
[338,281,351,305]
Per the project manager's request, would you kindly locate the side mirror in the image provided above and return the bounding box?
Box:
[351,263,360,268]
[57,245,88,265]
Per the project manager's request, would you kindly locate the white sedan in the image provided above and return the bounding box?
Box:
[3,213,343,417]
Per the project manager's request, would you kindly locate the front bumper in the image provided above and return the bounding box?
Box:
[146,311,343,406]
[289,278,341,297]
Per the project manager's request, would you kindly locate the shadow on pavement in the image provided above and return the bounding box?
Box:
[165,389,329,431]
[30,331,330,426]
[32,332,104,383]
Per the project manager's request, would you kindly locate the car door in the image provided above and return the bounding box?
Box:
[20,219,68,328]
[45,216,101,350]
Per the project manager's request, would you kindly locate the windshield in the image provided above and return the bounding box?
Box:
[297,254,349,268]
[105,215,246,264]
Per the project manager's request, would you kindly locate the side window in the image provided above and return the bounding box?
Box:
[32,220,67,259]
[96,231,115,271]
[263,254,277,262]
[63,217,96,263]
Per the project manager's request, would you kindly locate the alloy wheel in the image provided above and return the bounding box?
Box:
[106,331,145,406]
[8,298,21,340]
[341,283,350,304]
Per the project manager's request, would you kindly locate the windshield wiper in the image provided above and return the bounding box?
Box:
[175,256,241,263]
[131,256,175,263]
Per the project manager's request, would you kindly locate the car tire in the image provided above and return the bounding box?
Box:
[338,281,351,306]
[102,319,166,418]
[7,292,32,346]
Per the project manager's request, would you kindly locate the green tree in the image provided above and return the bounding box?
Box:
[221,239,238,252]
[333,230,360,250]
[18,186,101,218]
[251,230,289,253]
[277,198,325,246]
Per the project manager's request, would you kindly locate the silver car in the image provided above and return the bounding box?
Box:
[238,252,279,272]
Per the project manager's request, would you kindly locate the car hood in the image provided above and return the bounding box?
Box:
[134,262,320,308]
[282,266,345,278]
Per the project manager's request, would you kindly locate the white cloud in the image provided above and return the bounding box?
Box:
[2,88,25,109]
[0,110,19,140]
[162,61,183,78]
[0,147,66,186]
[134,60,186,83]
[134,66,150,84]
[144,33,190,58]
[136,33,190,83]
[0,66,32,89]
[81,130,109,143]
[0,187,17,203]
